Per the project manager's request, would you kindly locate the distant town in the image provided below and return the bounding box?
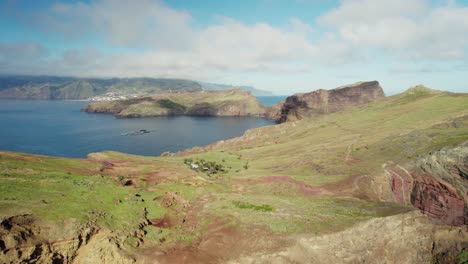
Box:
[87,92,140,101]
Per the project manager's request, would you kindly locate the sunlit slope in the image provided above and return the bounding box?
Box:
[180,88,468,186]
[1,87,467,262]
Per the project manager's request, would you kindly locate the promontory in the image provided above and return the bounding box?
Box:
[82,89,266,118]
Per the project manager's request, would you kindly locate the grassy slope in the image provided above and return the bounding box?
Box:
[0,153,165,231]
[183,89,468,185]
[1,88,467,251]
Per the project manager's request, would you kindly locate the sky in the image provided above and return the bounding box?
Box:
[1,0,468,95]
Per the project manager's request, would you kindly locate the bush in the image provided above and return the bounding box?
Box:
[232,201,273,212]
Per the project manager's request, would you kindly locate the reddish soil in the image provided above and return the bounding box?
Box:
[150,214,176,228]
[324,174,362,194]
[262,175,323,194]
[143,217,290,264]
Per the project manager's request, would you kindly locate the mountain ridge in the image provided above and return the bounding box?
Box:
[0,75,272,99]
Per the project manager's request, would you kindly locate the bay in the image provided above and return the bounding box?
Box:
[0,100,274,158]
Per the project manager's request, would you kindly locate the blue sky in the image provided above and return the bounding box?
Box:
[1,0,468,95]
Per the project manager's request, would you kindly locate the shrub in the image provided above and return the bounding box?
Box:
[232,201,273,212]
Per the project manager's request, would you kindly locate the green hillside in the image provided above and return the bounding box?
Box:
[0,76,273,99]
[1,87,467,263]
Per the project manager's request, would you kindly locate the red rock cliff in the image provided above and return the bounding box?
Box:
[386,142,467,226]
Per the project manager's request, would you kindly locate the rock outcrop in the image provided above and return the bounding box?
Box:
[276,81,385,123]
[375,142,468,226]
[0,215,97,263]
[0,215,134,263]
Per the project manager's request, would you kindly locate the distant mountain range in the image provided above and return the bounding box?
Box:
[0,76,273,100]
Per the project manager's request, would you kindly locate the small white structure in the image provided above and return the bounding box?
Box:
[190,164,199,170]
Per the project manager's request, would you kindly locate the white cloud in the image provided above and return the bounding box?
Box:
[5,0,320,78]
[39,0,193,49]
[318,0,468,59]
[2,0,468,94]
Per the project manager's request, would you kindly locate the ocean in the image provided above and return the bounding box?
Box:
[0,99,275,158]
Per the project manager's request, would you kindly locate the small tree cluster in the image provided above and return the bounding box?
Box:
[184,158,227,177]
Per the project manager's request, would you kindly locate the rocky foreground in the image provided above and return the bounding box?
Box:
[1,84,467,263]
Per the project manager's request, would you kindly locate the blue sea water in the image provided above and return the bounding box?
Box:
[256,96,287,106]
[0,100,274,158]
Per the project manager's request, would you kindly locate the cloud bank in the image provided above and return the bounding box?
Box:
[1,0,467,92]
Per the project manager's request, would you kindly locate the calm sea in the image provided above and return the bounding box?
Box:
[256,96,287,106]
[0,99,275,158]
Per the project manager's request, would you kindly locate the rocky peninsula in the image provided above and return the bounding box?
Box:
[83,81,387,122]
[275,80,385,123]
[82,89,267,118]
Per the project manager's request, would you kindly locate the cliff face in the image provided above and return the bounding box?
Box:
[276,81,385,123]
[379,142,468,226]
[83,89,267,118]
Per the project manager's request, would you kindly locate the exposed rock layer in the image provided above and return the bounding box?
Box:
[0,215,134,264]
[375,142,468,226]
[276,81,385,123]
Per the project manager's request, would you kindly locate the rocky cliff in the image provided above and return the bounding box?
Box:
[276,81,385,123]
[385,142,467,225]
[83,89,267,118]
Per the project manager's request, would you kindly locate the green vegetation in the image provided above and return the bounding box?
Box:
[232,201,273,212]
[184,157,227,177]
[0,153,165,231]
[1,87,467,260]
[0,77,203,99]
[457,250,468,264]
[0,76,273,100]
[179,90,468,187]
